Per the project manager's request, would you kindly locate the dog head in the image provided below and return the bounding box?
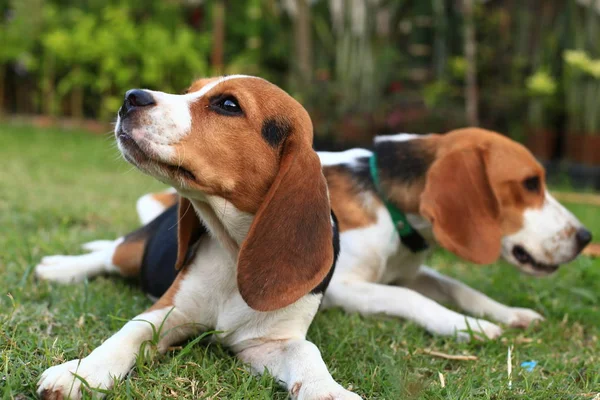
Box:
[377,128,591,276]
[115,75,334,310]
[420,128,591,276]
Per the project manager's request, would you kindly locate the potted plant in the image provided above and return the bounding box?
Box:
[525,68,558,161]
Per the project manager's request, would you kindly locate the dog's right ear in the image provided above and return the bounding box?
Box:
[237,130,334,312]
[176,197,203,270]
[420,147,502,264]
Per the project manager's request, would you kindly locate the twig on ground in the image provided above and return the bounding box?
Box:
[438,372,446,388]
[420,349,477,361]
[507,345,513,390]
[501,336,536,344]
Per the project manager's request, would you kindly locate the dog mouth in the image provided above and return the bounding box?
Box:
[117,130,196,182]
[512,245,559,274]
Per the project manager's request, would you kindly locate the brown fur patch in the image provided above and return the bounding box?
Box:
[291,382,302,396]
[149,268,187,311]
[40,389,63,400]
[111,239,146,277]
[384,181,427,214]
[175,197,202,270]
[152,192,178,208]
[324,165,379,231]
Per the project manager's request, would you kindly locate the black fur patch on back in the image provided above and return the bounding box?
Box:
[350,156,377,193]
[139,205,207,298]
[375,139,434,185]
[261,118,291,147]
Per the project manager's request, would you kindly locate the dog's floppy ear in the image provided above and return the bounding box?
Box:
[237,134,333,312]
[176,197,203,270]
[419,148,502,264]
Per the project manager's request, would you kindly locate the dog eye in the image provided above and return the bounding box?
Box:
[211,96,243,116]
[222,99,237,109]
[523,176,540,193]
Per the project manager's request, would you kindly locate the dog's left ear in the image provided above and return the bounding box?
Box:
[420,147,502,264]
[176,197,203,270]
[237,129,333,312]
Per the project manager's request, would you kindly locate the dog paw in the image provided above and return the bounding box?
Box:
[35,255,84,283]
[37,358,118,399]
[35,250,115,283]
[454,317,503,341]
[504,307,545,329]
[294,381,362,400]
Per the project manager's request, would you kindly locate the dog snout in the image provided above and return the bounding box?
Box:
[119,89,156,118]
[575,227,592,251]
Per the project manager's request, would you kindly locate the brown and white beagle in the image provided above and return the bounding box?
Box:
[318,129,591,340]
[35,76,361,400]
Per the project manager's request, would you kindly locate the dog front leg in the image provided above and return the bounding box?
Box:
[238,339,362,400]
[326,279,502,341]
[407,266,544,328]
[37,302,196,399]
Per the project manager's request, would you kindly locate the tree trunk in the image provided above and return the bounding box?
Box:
[0,64,5,116]
[463,0,479,126]
[294,0,312,84]
[71,88,84,119]
[70,66,84,119]
[211,0,226,74]
[42,56,57,117]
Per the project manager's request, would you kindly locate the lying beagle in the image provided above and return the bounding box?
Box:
[35,76,361,400]
[38,127,592,344]
[319,129,591,340]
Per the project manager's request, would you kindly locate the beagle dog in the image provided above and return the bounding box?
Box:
[319,129,591,340]
[35,76,361,400]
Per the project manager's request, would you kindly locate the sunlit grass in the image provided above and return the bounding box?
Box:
[1,123,599,399]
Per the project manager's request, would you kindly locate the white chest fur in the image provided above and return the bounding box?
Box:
[331,207,431,287]
[173,237,322,352]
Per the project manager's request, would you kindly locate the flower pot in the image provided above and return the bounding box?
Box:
[566,133,600,165]
[580,135,600,166]
[526,129,557,161]
[564,133,585,162]
[565,133,600,189]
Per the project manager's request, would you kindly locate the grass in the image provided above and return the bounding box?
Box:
[1,123,599,399]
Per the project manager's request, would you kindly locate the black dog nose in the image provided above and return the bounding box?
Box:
[125,89,155,107]
[575,228,592,251]
[119,89,155,118]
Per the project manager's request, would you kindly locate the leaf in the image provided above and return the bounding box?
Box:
[568,287,598,303]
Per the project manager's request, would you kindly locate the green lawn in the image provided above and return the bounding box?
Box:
[1,123,599,399]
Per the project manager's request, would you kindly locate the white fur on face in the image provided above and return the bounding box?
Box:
[115,75,256,183]
[501,191,584,276]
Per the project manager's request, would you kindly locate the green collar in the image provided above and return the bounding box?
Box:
[369,154,428,252]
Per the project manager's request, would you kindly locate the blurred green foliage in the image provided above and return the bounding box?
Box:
[1,0,214,119]
[1,0,600,148]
